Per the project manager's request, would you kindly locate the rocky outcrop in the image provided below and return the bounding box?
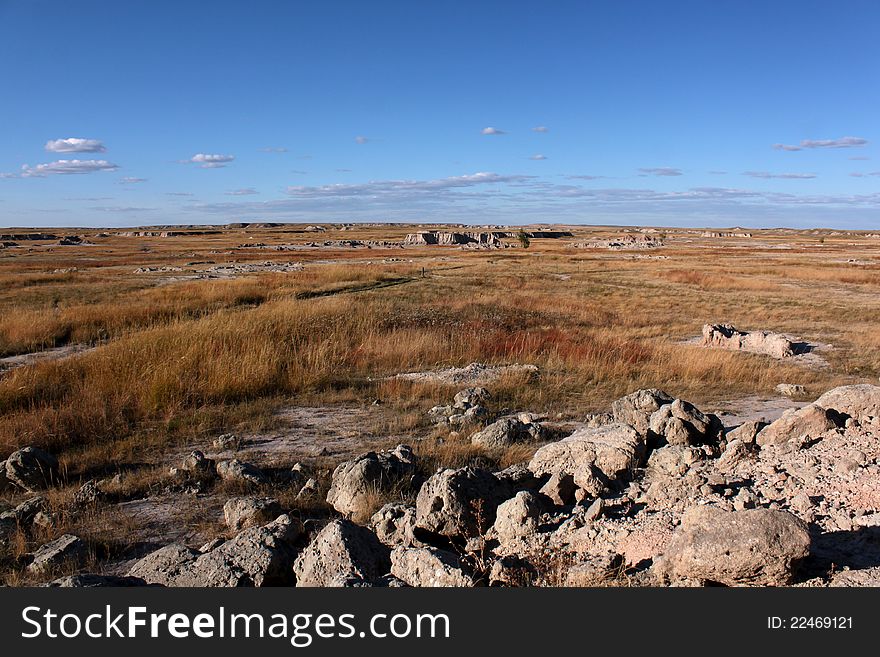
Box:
[702,324,795,359]
[326,445,417,520]
[293,519,390,587]
[655,506,811,586]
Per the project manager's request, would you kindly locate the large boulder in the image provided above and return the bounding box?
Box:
[470,418,543,449]
[293,519,390,587]
[129,515,301,587]
[656,506,810,586]
[27,534,88,574]
[5,446,60,491]
[528,423,645,494]
[611,389,674,434]
[648,399,722,446]
[814,384,880,423]
[390,546,474,587]
[223,497,284,531]
[756,405,841,446]
[415,467,512,539]
[326,445,417,520]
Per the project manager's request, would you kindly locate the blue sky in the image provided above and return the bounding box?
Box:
[1,0,878,229]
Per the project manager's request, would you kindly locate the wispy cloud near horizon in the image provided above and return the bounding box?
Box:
[773,136,868,151]
[638,167,682,177]
[743,171,817,179]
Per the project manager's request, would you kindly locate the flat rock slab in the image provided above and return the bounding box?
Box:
[391,362,538,385]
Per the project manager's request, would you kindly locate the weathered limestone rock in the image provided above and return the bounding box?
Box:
[28,534,87,574]
[415,467,512,539]
[814,384,880,423]
[223,497,284,531]
[470,417,544,449]
[776,383,806,397]
[390,546,474,587]
[216,459,270,486]
[490,491,541,542]
[181,450,216,478]
[370,503,420,548]
[129,515,301,587]
[756,405,841,446]
[293,519,390,587]
[656,506,810,586]
[702,323,795,359]
[47,574,149,587]
[528,423,645,493]
[5,446,59,491]
[611,389,674,434]
[725,420,767,444]
[326,445,416,520]
[649,399,723,446]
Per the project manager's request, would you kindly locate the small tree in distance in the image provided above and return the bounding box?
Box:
[517,229,531,249]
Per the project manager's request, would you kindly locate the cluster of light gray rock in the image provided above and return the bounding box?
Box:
[5,383,880,587]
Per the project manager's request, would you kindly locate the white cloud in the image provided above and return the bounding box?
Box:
[773,136,868,151]
[638,167,683,177]
[45,138,106,153]
[743,171,816,179]
[354,136,370,144]
[849,156,871,161]
[285,172,533,199]
[119,177,147,184]
[258,147,288,153]
[187,153,234,168]
[530,154,547,160]
[532,126,549,133]
[849,172,880,178]
[19,159,119,177]
[481,127,506,135]
[225,188,259,195]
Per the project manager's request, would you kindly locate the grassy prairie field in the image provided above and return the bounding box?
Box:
[1,223,879,583]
